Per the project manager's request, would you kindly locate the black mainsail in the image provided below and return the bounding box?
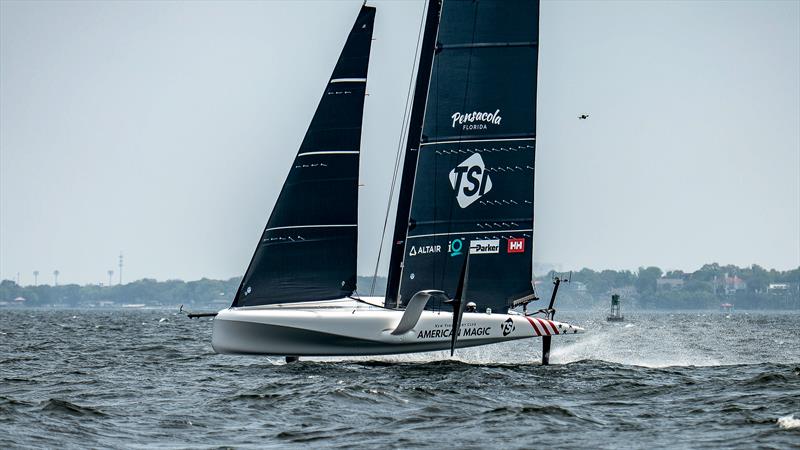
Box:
[387,0,539,313]
[233,6,375,307]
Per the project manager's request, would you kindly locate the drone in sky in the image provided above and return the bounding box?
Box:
[578,114,589,120]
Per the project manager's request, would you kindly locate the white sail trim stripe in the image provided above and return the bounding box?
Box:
[406,229,532,239]
[420,137,535,146]
[329,78,368,83]
[265,224,357,232]
[297,151,359,156]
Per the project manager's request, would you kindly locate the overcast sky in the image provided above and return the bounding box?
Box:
[1,0,798,286]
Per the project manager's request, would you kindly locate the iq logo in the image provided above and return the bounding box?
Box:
[507,238,525,254]
[449,153,493,208]
[448,238,463,257]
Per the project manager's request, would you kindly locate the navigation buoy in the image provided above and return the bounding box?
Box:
[607,294,624,321]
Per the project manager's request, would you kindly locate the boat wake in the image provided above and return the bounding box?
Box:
[550,325,723,368]
[777,414,800,430]
[285,312,796,368]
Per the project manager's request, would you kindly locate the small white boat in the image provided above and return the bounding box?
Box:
[211,0,585,363]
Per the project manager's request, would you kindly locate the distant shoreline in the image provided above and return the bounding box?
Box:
[1,264,797,310]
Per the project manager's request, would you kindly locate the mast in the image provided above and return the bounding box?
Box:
[385,0,442,308]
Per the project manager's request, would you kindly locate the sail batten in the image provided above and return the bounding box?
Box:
[264,224,357,232]
[329,78,368,83]
[407,229,533,240]
[296,151,360,156]
[438,41,537,50]
[420,137,535,146]
[233,6,375,308]
[423,134,535,144]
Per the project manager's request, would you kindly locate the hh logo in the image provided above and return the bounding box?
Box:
[448,153,493,208]
[507,238,525,254]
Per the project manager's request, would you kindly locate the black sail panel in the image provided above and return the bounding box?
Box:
[234,6,375,307]
[394,0,539,313]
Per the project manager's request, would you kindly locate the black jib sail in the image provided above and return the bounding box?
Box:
[233,6,375,307]
[387,0,539,313]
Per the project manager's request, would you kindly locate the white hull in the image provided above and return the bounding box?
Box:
[211,298,584,356]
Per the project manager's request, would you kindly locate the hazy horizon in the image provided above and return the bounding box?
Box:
[2,0,799,286]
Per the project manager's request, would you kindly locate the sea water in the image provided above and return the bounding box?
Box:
[1,310,798,448]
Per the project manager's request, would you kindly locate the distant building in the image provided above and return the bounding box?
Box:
[614,285,637,297]
[571,281,587,292]
[656,278,684,291]
[768,283,789,294]
[721,274,747,295]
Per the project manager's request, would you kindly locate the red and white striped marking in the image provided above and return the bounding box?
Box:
[524,317,561,336]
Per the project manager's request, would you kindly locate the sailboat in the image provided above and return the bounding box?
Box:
[211,0,585,363]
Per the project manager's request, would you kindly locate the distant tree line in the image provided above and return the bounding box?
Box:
[0,264,797,310]
[0,278,241,309]
[536,263,799,310]
[0,275,387,309]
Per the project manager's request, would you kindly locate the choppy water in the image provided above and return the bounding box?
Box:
[1,309,798,449]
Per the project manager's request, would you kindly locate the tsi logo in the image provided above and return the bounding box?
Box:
[501,318,516,336]
[449,153,493,208]
[507,238,525,254]
[470,239,500,255]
